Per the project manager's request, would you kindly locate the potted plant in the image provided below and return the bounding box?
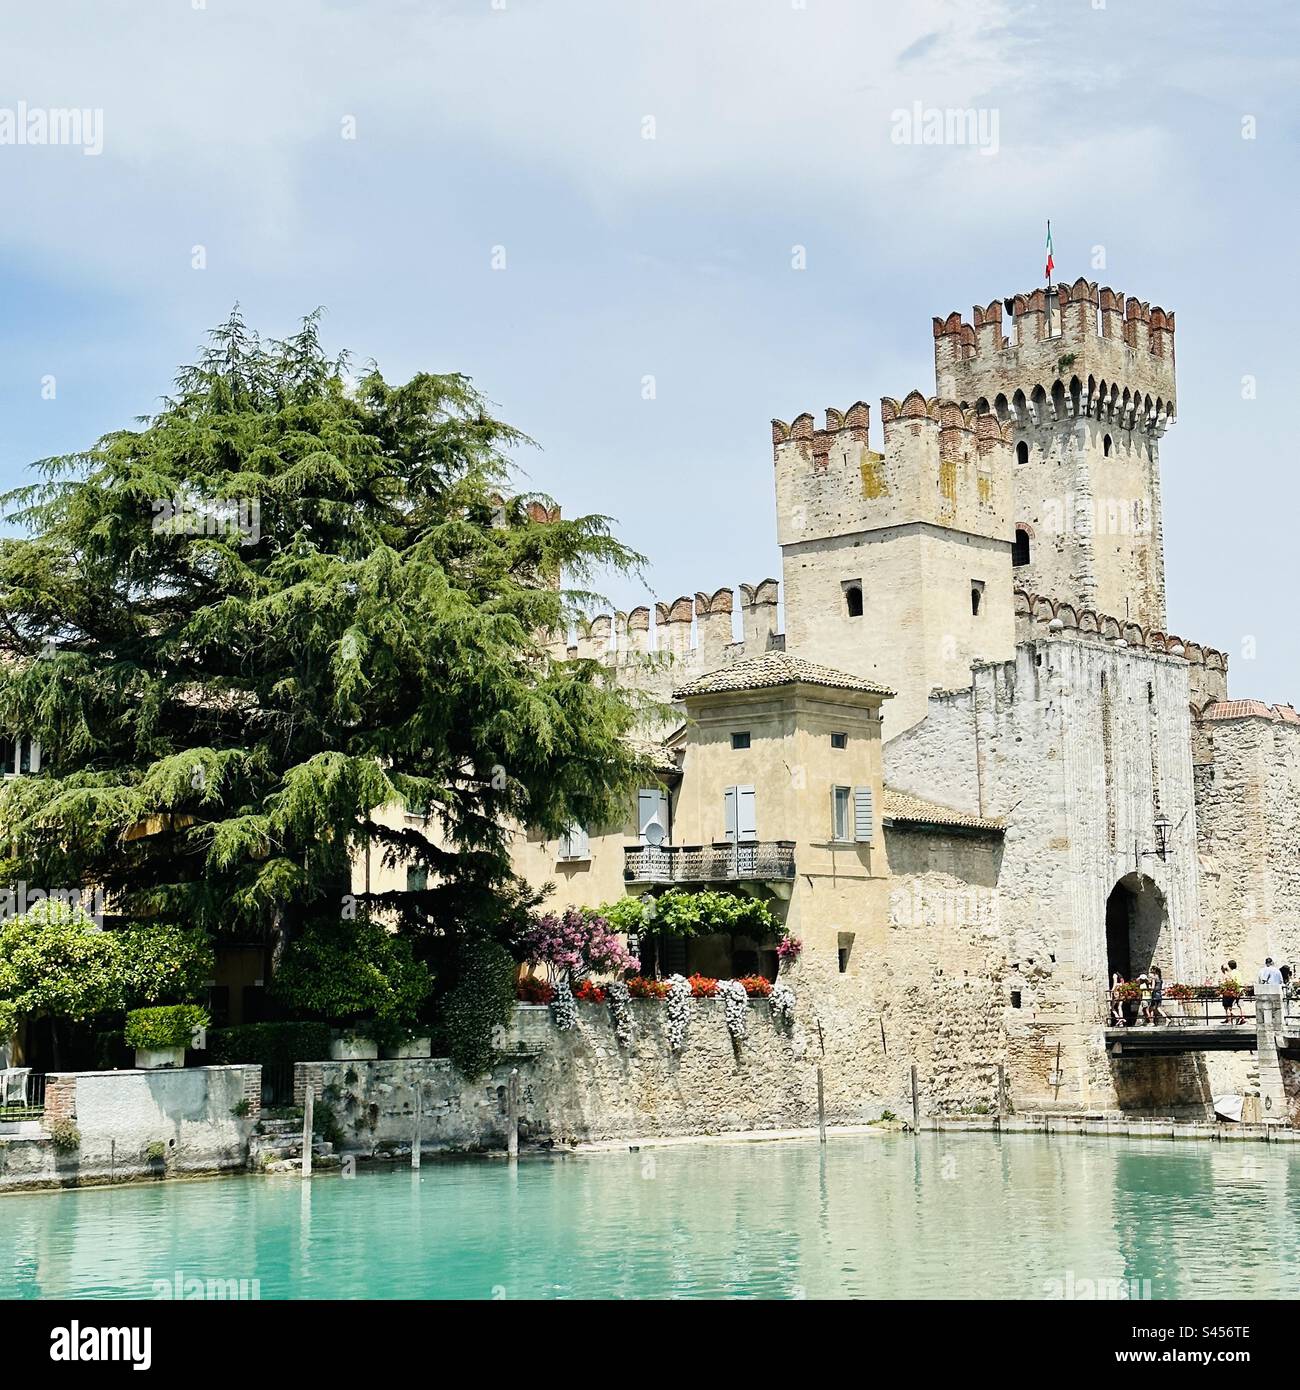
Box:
[124,1004,209,1070]
[379,1026,432,1060]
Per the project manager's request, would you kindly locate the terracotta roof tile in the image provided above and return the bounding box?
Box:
[673,651,893,700]
[1200,700,1300,723]
[882,786,1005,833]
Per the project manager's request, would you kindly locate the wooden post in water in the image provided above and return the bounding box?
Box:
[997,1063,1007,1120]
[412,1082,422,1170]
[910,1065,920,1134]
[507,1068,520,1160]
[816,1066,827,1145]
[302,1087,314,1178]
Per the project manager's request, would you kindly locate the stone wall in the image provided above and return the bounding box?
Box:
[885,634,1204,1111]
[0,1065,260,1191]
[1194,710,1300,975]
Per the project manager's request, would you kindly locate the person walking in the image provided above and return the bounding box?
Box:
[1258,957,1283,989]
[1110,972,1127,1027]
[1149,966,1168,1026]
[1221,961,1245,1024]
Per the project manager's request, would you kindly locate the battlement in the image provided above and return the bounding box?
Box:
[933,278,1176,418]
[568,577,781,675]
[1013,589,1227,708]
[774,392,1013,548]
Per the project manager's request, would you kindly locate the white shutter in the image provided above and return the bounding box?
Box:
[853,786,875,844]
[737,785,757,842]
[724,786,738,842]
[560,822,590,860]
[638,789,665,843]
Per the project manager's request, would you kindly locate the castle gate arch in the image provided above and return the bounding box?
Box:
[1105,873,1167,982]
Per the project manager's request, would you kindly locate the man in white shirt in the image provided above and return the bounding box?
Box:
[1258,957,1284,989]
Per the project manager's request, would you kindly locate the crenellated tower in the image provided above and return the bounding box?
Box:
[774,393,1015,734]
[933,277,1175,630]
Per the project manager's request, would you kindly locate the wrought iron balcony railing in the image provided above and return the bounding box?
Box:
[623,841,796,885]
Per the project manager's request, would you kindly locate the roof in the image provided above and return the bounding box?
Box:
[1200,700,1300,724]
[882,786,1005,834]
[673,651,894,701]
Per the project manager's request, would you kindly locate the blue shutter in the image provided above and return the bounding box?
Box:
[638,789,666,843]
[853,786,874,844]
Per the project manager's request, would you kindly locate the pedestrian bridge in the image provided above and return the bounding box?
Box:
[1103,992,1300,1058]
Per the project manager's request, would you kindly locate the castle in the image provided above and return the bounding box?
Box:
[466,275,1300,1122]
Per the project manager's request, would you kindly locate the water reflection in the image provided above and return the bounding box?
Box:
[2,1134,1299,1299]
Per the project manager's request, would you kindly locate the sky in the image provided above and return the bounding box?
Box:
[0,0,1297,698]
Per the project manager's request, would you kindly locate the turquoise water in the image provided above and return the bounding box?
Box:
[3,1133,1299,1299]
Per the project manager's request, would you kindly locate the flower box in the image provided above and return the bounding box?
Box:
[134,1046,185,1070]
[380,1036,431,1060]
[329,1034,379,1061]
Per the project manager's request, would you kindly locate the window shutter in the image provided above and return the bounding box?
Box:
[638,789,665,843]
[573,823,589,858]
[853,786,875,844]
[737,785,757,842]
[724,786,738,842]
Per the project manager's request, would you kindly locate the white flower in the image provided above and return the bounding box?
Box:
[770,981,796,1029]
[607,979,634,1048]
[551,974,577,1032]
[717,979,748,1041]
[665,973,692,1052]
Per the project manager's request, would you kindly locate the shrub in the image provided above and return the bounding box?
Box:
[516,976,554,1005]
[439,938,516,1079]
[124,1003,209,1051]
[206,1022,332,1067]
[271,917,431,1033]
[313,1100,346,1148]
[520,907,639,979]
[145,1140,167,1162]
[48,1119,80,1152]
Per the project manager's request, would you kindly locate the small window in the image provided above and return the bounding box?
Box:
[730,731,751,750]
[971,580,985,616]
[1012,527,1031,567]
[1011,989,1022,1009]
[843,582,864,618]
[830,732,847,750]
[1016,440,1029,465]
[832,786,851,842]
[838,931,855,974]
[405,865,429,893]
[1103,433,1113,457]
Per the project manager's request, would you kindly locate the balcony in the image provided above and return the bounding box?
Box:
[623,841,796,887]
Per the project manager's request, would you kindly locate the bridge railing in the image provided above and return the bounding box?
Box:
[1103,991,1259,1029]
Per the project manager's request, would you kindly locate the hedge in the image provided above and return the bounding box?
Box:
[124,1003,210,1051]
[204,1022,332,1068]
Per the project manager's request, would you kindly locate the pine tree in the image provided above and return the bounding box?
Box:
[0,310,652,974]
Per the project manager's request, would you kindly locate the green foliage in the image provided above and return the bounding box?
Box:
[647,890,783,940]
[145,1140,167,1162]
[206,1021,332,1067]
[0,903,212,1028]
[0,309,656,950]
[600,896,652,935]
[0,998,16,1038]
[124,1003,209,1050]
[48,1119,80,1152]
[312,1099,346,1148]
[271,917,430,1034]
[439,938,516,1079]
[230,1098,252,1118]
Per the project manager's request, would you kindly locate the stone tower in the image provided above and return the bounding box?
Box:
[775,394,1015,735]
[933,278,1175,630]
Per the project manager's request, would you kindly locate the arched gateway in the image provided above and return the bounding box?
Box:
[1105,873,1167,982]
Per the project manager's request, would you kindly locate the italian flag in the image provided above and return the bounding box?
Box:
[1045,221,1055,281]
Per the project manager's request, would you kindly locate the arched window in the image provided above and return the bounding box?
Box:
[844,584,863,618]
[1012,527,1031,567]
[1103,433,1113,457]
[1016,440,1029,466]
